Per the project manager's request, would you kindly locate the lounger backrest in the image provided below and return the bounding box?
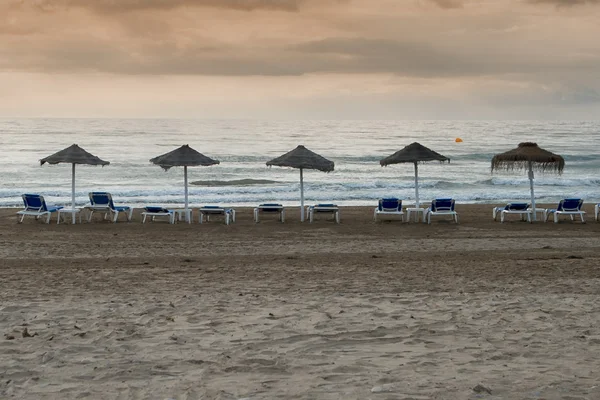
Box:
[89,192,116,209]
[316,204,336,208]
[506,203,529,211]
[378,198,401,211]
[431,198,455,212]
[22,194,47,212]
[559,198,583,211]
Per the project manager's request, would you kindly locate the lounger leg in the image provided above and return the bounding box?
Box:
[554,214,559,223]
[142,214,147,223]
[281,209,285,223]
[254,209,259,223]
[127,209,133,221]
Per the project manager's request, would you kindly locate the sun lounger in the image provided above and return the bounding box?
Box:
[425,198,458,224]
[493,202,531,223]
[199,206,235,225]
[374,198,404,222]
[141,206,175,224]
[86,192,133,223]
[254,203,285,223]
[307,203,340,223]
[17,194,63,224]
[544,198,586,223]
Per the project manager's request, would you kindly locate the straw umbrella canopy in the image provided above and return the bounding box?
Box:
[491,142,564,221]
[380,142,450,208]
[150,145,219,222]
[40,144,109,224]
[266,145,334,221]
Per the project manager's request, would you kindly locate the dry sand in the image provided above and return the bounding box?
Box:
[1,204,600,400]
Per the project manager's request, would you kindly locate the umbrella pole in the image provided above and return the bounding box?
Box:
[71,163,76,224]
[184,166,189,223]
[300,168,305,222]
[528,161,536,222]
[414,162,420,208]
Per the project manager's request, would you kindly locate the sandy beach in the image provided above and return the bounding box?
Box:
[1,204,600,400]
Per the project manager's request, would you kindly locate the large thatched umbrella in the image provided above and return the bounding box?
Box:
[266,145,334,222]
[150,145,219,223]
[40,144,109,224]
[492,142,564,221]
[380,142,450,208]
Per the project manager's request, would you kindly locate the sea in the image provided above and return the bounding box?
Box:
[0,119,598,208]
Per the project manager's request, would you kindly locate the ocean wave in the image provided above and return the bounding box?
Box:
[190,179,280,186]
[479,177,600,187]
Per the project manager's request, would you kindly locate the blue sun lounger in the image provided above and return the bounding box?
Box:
[374,198,404,222]
[17,194,63,224]
[307,203,340,223]
[199,206,236,225]
[141,206,175,224]
[87,192,133,223]
[254,203,285,223]
[492,202,531,223]
[425,198,458,224]
[544,198,586,223]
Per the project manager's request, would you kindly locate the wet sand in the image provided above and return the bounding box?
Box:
[1,204,600,399]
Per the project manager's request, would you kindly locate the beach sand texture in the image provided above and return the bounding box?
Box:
[1,205,600,399]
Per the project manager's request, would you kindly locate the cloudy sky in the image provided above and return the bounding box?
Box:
[1,0,599,119]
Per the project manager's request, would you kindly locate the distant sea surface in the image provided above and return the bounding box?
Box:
[0,119,598,208]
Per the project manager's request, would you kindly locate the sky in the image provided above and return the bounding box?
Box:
[1,0,599,119]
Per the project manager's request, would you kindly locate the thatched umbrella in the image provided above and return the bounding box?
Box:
[40,144,109,224]
[266,145,334,222]
[492,142,564,221]
[380,142,449,208]
[150,145,219,223]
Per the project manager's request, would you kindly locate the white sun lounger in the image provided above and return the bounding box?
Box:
[254,203,285,223]
[544,198,586,223]
[199,206,235,225]
[86,192,133,223]
[141,206,175,224]
[425,198,458,224]
[492,202,531,223]
[374,198,404,222]
[17,194,64,224]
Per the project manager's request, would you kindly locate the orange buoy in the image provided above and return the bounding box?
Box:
[455,138,463,143]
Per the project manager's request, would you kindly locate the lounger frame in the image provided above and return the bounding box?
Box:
[254,204,285,223]
[426,199,458,224]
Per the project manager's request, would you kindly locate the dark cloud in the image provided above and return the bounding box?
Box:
[527,0,600,5]
[429,0,464,8]
[12,0,313,13]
